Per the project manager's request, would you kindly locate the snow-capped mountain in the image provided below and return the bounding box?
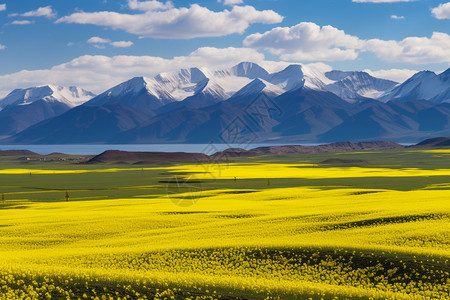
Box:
[86,67,234,110]
[231,78,286,101]
[268,65,306,91]
[231,61,270,79]
[380,68,450,103]
[85,62,402,112]
[324,71,398,101]
[0,85,95,136]
[0,85,95,110]
[85,76,175,110]
[3,63,450,144]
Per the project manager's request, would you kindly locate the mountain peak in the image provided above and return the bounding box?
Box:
[381,69,448,103]
[155,68,208,85]
[105,77,150,98]
[325,70,354,81]
[324,71,397,101]
[232,78,285,100]
[269,64,305,91]
[231,62,269,79]
[0,85,95,109]
[411,70,436,80]
[284,64,304,72]
[439,68,450,81]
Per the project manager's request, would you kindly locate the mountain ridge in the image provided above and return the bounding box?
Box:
[1,63,449,144]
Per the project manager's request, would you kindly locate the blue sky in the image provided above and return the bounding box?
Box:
[0,0,448,96]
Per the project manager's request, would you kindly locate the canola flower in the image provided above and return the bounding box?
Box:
[1,155,450,299]
[166,162,450,180]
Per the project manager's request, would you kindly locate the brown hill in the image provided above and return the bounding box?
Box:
[88,150,210,164]
[213,141,403,157]
[413,137,450,148]
[0,150,38,156]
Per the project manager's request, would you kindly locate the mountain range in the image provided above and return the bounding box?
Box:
[0,85,95,138]
[0,62,449,144]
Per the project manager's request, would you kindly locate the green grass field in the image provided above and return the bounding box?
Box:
[1,149,450,299]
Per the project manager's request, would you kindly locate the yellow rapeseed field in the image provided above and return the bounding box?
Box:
[1,154,450,299]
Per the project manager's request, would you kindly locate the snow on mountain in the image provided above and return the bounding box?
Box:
[206,62,268,96]
[301,64,335,90]
[380,68,450,103]
[153,67,210,101]
[87,63,273,110]
[197,78,228,99]
[86,76,174,110]
[103,77,164,99]
[81,62,415,111]
[324,71,398,101]
[0,85,95,110]
[232,78,286,100]
[231,62,270,79]
[266,63,334,92]
[268,65,306,91]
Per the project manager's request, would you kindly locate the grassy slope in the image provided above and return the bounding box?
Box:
[1,149,450,299]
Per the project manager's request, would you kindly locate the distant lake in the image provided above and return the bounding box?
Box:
[0,144,317,155]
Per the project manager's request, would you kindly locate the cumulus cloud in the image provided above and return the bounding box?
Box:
[364,68,418,83]
[0,44,5,50]
[87,37,111,44]
[10,6,57,19]
[391,15,404,19]
[352,0,415,2]
[0,47,265,97]
[87,37,134,48]
[110,41,134,48]
[127,0,174,11]
[432,2,450,19]
[56,3,283,39]
[364,32,450,64]
[243,22,362,61]
[218,0,244,5]
[10,20,35,25]
[0,4,6,11]
[244,22,450,64]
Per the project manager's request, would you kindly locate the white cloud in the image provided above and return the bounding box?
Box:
[87,37,111,44]
[353,0,415,2]
[13,6,57,19]
[0,47,265,97]
[10,20,35,25]
[127,0,174,11]
[218,0,244,5]
[364,68,418,83]
[244,22,450,64]
[0,44,5,50]
[243,22,362,61]
[391,15,404,19]
[110,41,134,48]
[67,42,74,47]
[0,4,6,11]
[87,37,134,48]
[56,4,283,39]
[432,2,450,20]
[364,32,450,64]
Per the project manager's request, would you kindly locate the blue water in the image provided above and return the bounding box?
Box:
[0,144,317,155]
